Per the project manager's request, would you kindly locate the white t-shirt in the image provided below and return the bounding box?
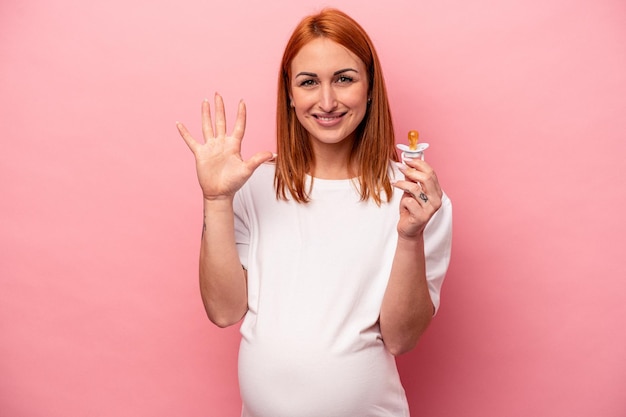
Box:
[233,162,452,417]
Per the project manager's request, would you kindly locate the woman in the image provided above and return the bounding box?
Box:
[177,8,452,417]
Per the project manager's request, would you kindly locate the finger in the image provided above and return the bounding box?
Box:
[404,185,442,211]
[393,179,432,207]
[231,100,246,140]
[201,98,214,140]
[395,163,426,189]
[176,121,198,152]
[245,150,275,171]
[214,93,227,137]
[400,195,423,213]
[397,160,430,180]
[403,157,431,170]
[392,179,419,199]
[395,161,441,197]
[407,184,428,205]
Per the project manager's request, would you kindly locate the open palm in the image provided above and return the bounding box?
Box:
[176,94,273,200]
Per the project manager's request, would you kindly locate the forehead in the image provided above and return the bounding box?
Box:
[291,38,365,74]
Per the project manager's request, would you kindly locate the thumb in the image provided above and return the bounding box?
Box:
[245,151,275,171]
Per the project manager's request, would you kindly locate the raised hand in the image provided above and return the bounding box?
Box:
[176,94,274,201]
[391,158,443,239]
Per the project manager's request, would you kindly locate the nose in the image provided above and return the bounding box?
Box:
[318,84,337,112]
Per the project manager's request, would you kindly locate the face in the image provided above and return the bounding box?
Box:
[289,38,369,149]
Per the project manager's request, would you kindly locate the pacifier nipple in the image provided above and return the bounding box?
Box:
[408,130,419,151]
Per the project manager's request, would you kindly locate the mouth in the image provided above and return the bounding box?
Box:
[313,112,347,126]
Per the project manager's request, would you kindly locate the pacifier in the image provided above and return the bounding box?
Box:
[396,130,429,162]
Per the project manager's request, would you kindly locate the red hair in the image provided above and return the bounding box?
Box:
[274,8,398,204]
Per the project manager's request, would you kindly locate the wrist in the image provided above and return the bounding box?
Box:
[203,196,234,212]
[396,233,425,250]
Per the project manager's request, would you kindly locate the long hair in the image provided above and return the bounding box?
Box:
[274,8,398,204]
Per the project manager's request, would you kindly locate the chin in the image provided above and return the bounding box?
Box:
[313,132,352,145]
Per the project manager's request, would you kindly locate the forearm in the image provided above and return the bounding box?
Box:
[379,235,434,356]
[199,198,248,327]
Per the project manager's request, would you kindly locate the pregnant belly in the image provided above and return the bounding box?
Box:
[238,339,408,417]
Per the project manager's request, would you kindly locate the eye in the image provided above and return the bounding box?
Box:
[298,79,317,87]
[336,75,354,84]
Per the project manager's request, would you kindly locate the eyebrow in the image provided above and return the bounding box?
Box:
[295,68,359,78]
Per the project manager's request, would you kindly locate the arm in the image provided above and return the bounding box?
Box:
[380,158,444,355]
[380,233,433,356]
[176,94,273,327]
[198,198,248,327]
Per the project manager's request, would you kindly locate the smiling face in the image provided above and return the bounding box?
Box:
[289,38,369,151]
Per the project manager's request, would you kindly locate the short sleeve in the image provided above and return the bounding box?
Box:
[424,192,453,315]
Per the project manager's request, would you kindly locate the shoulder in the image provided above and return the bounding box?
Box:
[236,162,277,209]
[252,161,276,179]
[244,161,276,190]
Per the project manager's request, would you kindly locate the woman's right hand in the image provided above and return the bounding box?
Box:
[176,94,274,201]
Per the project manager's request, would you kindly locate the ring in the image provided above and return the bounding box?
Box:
[418,192,429,203]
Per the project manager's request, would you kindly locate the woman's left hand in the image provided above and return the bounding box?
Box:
[391,158,443,239]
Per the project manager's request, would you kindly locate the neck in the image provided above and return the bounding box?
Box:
[309,138,357,180]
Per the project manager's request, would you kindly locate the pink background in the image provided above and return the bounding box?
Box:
[1,0,625,416]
